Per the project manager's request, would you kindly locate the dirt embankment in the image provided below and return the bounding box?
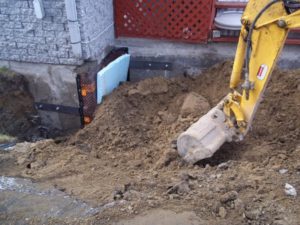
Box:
[0,68,39,142]
[1,62,300,224]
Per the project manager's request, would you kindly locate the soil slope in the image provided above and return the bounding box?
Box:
[0,68,37,141]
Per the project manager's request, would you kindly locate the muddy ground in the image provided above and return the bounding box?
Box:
[0,62,299,224]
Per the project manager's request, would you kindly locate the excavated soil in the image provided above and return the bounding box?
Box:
[0,68,38,141]
[1,62,300,224]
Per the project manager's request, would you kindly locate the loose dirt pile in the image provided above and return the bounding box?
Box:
[1,62,299,224]
[0,68,38,142]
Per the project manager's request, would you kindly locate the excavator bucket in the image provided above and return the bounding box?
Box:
[177,103,236,164]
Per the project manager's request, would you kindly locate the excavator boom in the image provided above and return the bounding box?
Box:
[177,0,300,164]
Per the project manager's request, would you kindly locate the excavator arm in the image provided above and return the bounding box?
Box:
[177,0,300,163]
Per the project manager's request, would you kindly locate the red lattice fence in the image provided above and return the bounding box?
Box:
[114,0,213,43]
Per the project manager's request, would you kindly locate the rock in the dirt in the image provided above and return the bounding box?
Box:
[220,191,238,203]
[113,188,124,200]
[284,183,297,197]
[180,92,210,118]
[294,163,300,171]
[217,162,230,170]
[167,181,190,195]
[171,139,177,150]
[244,209,262,220]
[272,219,289,225]
[132,160,143,168]
[157,111,177,124]
[279,169,288,174]
[180,172,196,182]
[211,201,221,214]
[123,190,145,201]
[234,198,245,215]
[128,89,139,96]
[218,206,227,218]
[30,161,45,169]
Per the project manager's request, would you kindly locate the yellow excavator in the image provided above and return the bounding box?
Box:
[177,0,300,163]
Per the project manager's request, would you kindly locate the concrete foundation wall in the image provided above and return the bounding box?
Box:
[115,38,300,80]
[0,59,80,130]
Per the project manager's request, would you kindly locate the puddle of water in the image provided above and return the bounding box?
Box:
[0,142,16,151]
[0,176,126,223]
[0,176,70,197]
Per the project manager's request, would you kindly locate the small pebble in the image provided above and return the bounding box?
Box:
[284,183,297,197]
[244,209,261,220]
[279,169,288,174]
[218,207,227,218]
[218,162,229,170]
[220,191,238,203]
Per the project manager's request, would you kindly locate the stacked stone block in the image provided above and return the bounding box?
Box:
[76,0,115,60]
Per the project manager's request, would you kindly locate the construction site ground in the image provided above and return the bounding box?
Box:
[0,62,299,225]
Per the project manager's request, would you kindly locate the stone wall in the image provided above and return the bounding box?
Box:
[0,0,115,65]
[76,0,115,61]
[0,0,82,65]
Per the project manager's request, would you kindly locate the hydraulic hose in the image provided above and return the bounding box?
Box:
[245,0,281,84]
[284,1,300,13]
[284,0,300,8]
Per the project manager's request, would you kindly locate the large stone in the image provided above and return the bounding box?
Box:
[180,92,210,118]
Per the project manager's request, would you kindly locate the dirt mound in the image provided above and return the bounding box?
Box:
[0,68,38,141]
[70,62,232,163]
[71,61,300,165]
[1,62,300,224]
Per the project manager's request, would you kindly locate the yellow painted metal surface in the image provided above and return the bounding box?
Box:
[284,10,300,28]
[243,0,286,22]
[230,27,247,89]
[256,8,300,28]
[225,0,300,135]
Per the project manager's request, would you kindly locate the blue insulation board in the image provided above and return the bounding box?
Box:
[97,54,130,104]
